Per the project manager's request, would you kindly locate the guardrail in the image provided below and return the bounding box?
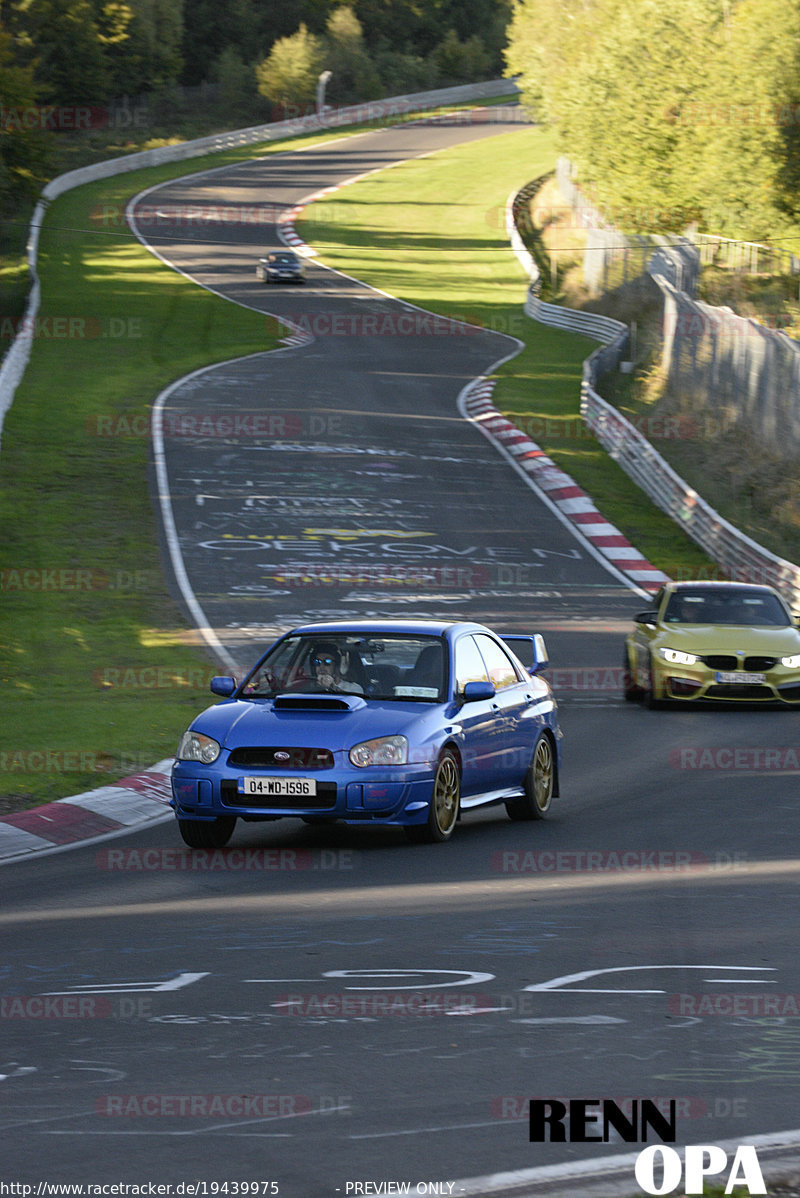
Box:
[508,182,800,608]
[508,178,629,348]
[0,77,518,451]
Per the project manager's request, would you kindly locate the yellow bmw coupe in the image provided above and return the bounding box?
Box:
[625,581,800,706]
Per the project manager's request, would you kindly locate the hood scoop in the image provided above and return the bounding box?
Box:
[273,693,365,712]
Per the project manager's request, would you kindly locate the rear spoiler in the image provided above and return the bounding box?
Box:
[501,634,549,675]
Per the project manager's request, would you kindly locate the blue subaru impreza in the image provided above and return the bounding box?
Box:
[171,619,562,846]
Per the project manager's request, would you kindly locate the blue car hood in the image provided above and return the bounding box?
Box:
[194,696,439,752]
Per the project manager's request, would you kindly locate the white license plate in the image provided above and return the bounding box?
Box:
[237,776,317,797]
[715,671,766,685]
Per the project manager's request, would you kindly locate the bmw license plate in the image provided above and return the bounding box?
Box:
[715,671,766,685]
[237,777,316,797]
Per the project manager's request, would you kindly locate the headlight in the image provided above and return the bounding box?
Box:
[782,655,800,668]
[176,730,221,763]
[659,647,698,666]
[349,735,408,768]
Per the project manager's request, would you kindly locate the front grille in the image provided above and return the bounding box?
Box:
[701,654,738,670]
[227,747,334,770]
[744,656,777,671]
[220,780,337,809]
[699,654,778,672]
[705,684,773,700]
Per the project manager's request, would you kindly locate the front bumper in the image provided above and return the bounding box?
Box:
[171,761,436,825]
[655,662,800,703]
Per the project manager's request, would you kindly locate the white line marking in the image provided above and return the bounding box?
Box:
[523,964,776,994]
[42,971,209,995]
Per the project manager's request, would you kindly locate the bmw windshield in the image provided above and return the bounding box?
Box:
[663,587,791,626]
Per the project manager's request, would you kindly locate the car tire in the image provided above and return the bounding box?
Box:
[405,749,460,844]
[177,816,236,849]
[623,648,641,701]
[506,733,554,821]
[644,655,665,709]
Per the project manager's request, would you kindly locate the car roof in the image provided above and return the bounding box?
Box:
[287,619,489,638]
[666,581,779,595]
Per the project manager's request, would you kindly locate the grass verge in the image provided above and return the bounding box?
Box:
[299,125,716,582]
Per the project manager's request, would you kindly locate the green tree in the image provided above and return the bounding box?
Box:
[350,0,510,68]
[371,46,436,95]
[429,28,492,86]
[255,22,324,111]
[0,21,51,215]
[323,6,380,103]
[505,0,603,120]
[691,0,800,237]
[505,0,800,240]
[557,0,716,230]
[133,0,183,90]
[211,44,255,121]
[22,0,108,104]
[180,0,257,87]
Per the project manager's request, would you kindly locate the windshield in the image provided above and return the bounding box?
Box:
[240,634,446,702]
[663,588,791,627]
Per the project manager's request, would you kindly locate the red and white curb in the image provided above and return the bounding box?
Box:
[278,327,314,348]
[463,380,669,594]
[0,760,174,864]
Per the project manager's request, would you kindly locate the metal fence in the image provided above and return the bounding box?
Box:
[507,185,800,608]
[548,160,800,468]
[653,271,800,457]
[555,158,657,296]
[693,232,799,276]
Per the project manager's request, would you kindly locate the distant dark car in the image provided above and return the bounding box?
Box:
[256,249,306,284]
[171,619,562,847]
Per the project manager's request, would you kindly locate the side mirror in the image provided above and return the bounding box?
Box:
[635,610,659,626]
[210,676,237,697]
[462,679,496,702]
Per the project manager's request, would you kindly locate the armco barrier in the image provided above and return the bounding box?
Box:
[508,181,800,609]
[0,78,518,451]
[580,382,800,606]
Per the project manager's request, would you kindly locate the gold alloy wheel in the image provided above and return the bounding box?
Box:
[432,752,460,836]
[506,732,555,822]
[531,735,553,814]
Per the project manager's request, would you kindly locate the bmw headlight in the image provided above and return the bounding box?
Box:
[659,647,698,666]
[176,730,221,764]
[782,655,800,668]
[349,735,408,768]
